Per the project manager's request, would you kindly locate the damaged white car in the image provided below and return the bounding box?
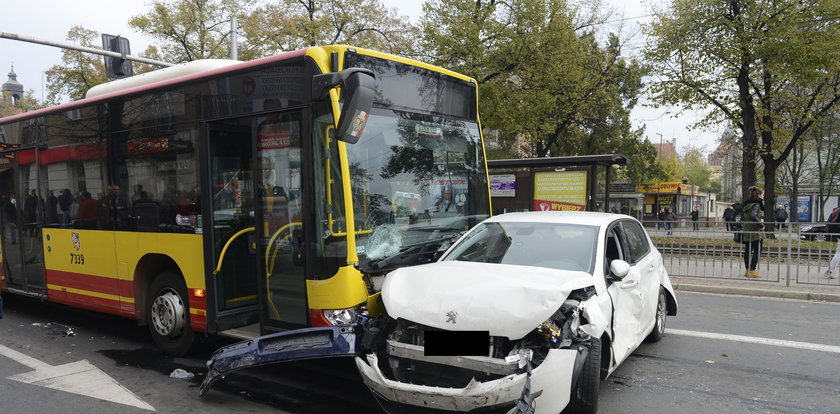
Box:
[201,212,677,414]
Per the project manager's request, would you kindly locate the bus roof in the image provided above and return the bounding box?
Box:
[0,48,308,124]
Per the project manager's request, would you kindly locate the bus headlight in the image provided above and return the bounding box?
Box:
[324,308,357,326]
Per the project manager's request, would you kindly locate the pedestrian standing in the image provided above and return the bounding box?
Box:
[723,204,735,231]
[775,205,788,230]
[690,207,700,231]
[664,207,676,235]
[824,207,840,279]
[657,208,665,230]
[741,186,766,278]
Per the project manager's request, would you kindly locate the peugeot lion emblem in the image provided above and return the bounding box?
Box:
[445,310,457,324]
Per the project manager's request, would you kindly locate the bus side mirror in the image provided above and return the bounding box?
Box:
[313,68,376,144]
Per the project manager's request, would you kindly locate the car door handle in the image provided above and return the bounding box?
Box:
[621,280,639,289]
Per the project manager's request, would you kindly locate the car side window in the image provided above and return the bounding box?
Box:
[605,227,625,275]
[622,221,651,263]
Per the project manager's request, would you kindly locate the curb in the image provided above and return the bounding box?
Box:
[673,282,840,303]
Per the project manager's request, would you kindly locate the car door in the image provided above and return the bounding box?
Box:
[604,224,644,365]
[621,220,661,338]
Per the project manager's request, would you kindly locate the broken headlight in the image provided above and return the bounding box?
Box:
[323,308,357,326]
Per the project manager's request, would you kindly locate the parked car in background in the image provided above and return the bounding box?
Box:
[800,224,839,242]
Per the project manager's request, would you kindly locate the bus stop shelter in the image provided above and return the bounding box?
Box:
[487,153,629,215]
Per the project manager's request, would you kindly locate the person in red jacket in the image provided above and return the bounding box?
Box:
[75,191,101,229]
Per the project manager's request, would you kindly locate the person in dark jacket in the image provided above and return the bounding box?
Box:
[774,205,788,230]
[825,207,840,279]
[58,189,73,225]
[690,208,700,231]
[741,186,766,278]
[723,205,735,231]
[664,208,676,235]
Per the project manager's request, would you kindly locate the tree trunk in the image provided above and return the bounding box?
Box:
[736,60,757,201]
[763,157,779,235]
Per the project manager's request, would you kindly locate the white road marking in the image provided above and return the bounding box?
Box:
[0,344,156,411]
[668,329,840,354]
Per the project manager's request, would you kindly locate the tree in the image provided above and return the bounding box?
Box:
[811,111,840,220]
[43,28,168,104]
[681,146,712,190]
[44,26,109,104]
[129,0,245,62]
[418,0,656,183]
[644,0,840,221]
[241,0,417,58]
[0,88,44,117]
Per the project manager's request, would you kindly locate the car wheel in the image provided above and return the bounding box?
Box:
[148,271,196,356]
[813,233,827,242]
[645,287,668,343]
[564,339,601,414]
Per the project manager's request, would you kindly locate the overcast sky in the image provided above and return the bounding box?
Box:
[0,0,721,155]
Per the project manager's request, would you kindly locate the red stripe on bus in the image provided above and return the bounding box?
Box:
[46,269,134,298]
[190,314,207,333]
[48,288,136,318]
[187,290,206,310]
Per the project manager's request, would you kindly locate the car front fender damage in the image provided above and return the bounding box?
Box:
[355,287,604,413]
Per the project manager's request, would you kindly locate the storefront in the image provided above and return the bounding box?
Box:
[639,181,701,221]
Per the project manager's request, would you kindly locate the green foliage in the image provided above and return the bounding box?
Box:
[644,0,840,208]
[0,88,44,117]
[418,0,653,181]
[44,26,109,104]
[241,0,417,58]
[128,0,244,62]
[681,146,711,189]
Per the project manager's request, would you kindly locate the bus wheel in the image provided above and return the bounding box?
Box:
[148,271,195,356]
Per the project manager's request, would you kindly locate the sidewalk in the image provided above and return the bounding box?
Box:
[671,275,840,303]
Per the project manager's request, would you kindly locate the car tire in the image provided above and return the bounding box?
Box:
[645,287,668,343]
[147,271,196,356]
[564,339,601,414]
[814,233,827,242]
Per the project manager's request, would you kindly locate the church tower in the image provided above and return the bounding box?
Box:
[2,65,25,107]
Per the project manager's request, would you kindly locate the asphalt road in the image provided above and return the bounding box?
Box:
[1,291,839,413]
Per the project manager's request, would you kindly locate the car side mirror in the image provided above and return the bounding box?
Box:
[312,68,376,144]
[609,259,631,281]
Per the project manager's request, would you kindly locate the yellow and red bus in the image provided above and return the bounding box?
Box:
[0,46,491,355]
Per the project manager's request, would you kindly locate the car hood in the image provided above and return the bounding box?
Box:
[381,261,595,340]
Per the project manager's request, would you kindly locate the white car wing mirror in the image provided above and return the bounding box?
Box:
[609,259,631,280]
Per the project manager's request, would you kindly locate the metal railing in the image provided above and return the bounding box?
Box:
[641,219,839,287]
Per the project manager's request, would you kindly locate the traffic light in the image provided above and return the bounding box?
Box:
[102,34,134,79]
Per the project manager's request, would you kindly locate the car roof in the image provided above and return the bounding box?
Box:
[484,211,628,227]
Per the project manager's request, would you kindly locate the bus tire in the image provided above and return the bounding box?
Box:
[147,271,195,356]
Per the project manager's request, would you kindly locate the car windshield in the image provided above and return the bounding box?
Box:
[441,221,598,274]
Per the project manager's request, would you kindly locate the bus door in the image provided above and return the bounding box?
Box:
[0,148,45,294]
[205,110,308,334]
[252,109,308,331]
[205,122,260,333]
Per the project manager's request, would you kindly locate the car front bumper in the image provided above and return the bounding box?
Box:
[355,348,578,413]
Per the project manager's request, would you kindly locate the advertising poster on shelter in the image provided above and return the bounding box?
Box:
[533,171,587,211]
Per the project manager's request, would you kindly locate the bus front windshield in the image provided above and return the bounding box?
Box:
[347,108,489,263]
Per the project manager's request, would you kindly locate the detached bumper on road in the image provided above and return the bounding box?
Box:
[355,348,578,413]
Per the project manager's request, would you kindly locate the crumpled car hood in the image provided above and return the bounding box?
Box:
[381,261,595,340]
